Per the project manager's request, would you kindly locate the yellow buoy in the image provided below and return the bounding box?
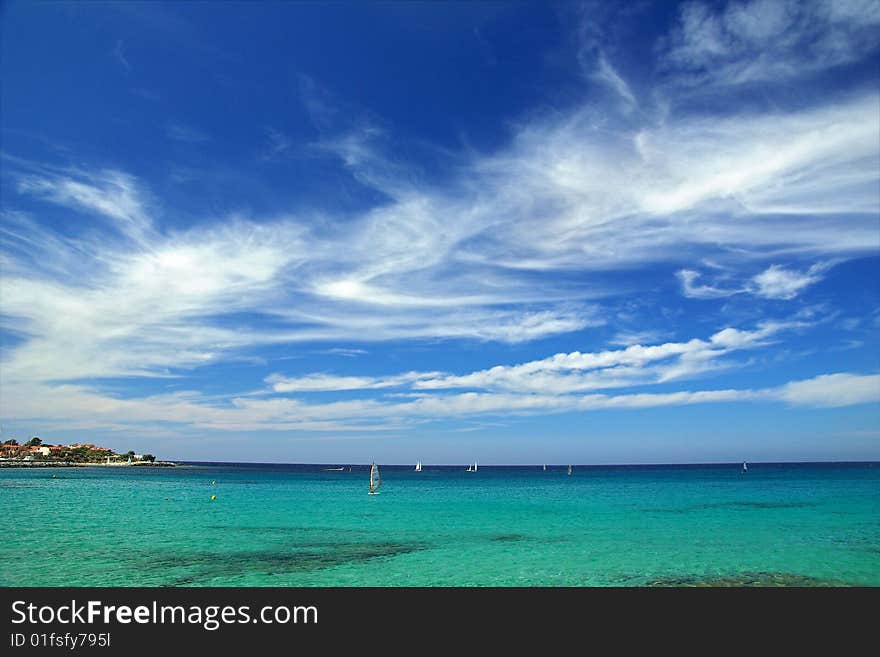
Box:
[211,495,217,501]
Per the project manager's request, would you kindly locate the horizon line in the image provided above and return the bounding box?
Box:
[173,459,879,467]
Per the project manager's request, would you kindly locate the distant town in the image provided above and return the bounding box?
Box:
[0,437,175,467]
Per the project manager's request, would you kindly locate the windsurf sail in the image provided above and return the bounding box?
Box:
[369,462,382,494]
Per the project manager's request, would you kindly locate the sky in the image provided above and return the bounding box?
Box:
[1,0,878,464]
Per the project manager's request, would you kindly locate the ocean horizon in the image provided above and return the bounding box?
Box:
[2,460,877,587]
[176,460,879,467]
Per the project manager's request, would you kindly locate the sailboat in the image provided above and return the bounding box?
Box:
[567,465,572,476]
[466,461,477,472]
[369,462,382,495]
[543,464,547,471]
[742,462,748,473]
[414,461,422,472]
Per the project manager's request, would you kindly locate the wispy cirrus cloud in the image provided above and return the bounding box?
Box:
[261,127,292,160]
[112,39,131,73]
[15,168,153,243]
[297,73,340,129]
[4,84,877,393]
[659,0,880,88]
[2,2,878,443]
[593,52,637,110]
[312,348,369,358]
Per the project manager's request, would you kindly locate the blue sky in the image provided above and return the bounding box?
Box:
[1,0,878,464]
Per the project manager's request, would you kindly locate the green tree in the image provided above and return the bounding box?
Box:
[143,454,156,462]
[25,437,42,446]
[68,447,89,463]
[2,439,18,446]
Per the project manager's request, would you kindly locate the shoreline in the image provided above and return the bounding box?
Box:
[0,460,180,468]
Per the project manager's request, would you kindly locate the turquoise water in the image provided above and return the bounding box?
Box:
[1,462,878,586]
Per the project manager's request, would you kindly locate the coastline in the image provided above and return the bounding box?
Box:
[0,460,179,468]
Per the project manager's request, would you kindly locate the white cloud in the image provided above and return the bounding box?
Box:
[594,53,637,109]
[3,370,875,434]
[0,218,307,384]
[456,91,878,283]
[634,93,879,218]
[661,0,880,87]
[312,348,369,357]
[266,371,441,393]
[679,261,837,301]
[749,263,828,299]
[676,269,742,298]
[773,372,880,407]
[221,321,809,425]
[6,90,876,393]
[16,169,152,242]
[391,322,797,393]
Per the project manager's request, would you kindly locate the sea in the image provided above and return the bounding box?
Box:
[1,462,878,587]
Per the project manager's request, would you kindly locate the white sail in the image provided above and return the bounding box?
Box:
[543,464,546,471]
[567,465,572,476]
[369,462,381,494]
[474,461,478,472]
